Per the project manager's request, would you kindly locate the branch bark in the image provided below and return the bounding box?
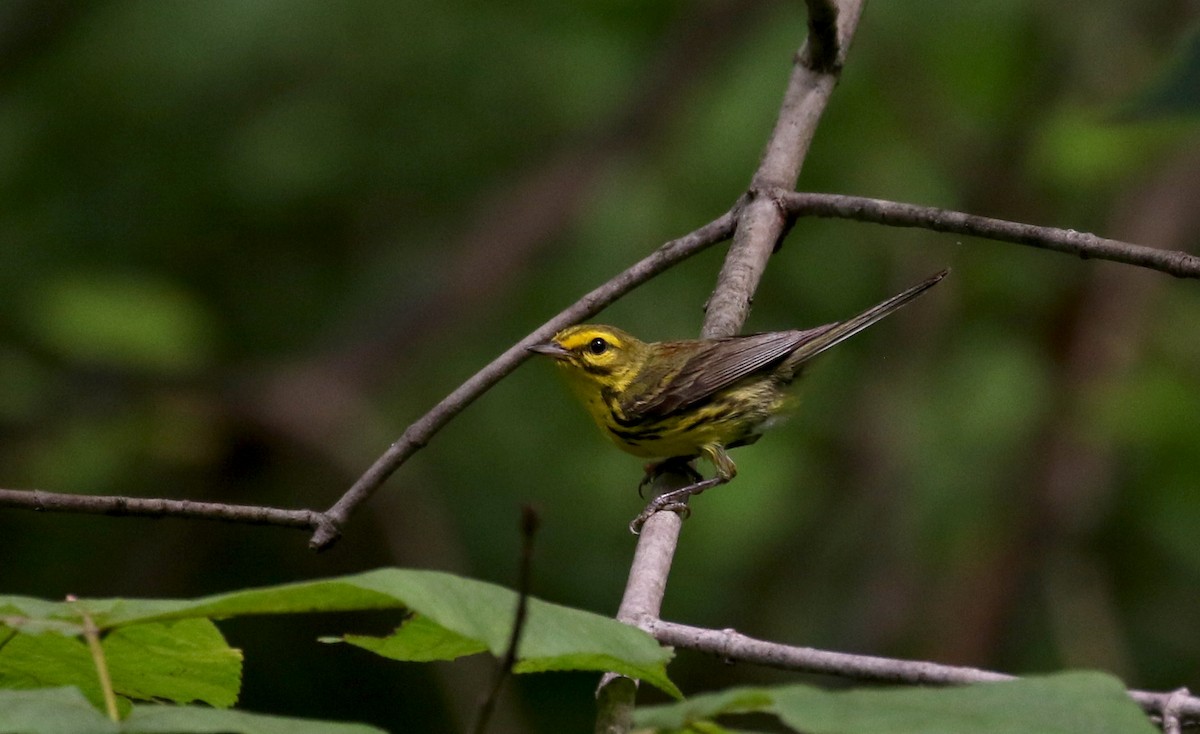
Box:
[779,191,1200,279]
[0,488,324,530]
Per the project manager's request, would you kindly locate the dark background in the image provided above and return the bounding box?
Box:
[1,1,1197,731]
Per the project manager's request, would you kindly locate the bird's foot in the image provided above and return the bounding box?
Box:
[629,476,725,534]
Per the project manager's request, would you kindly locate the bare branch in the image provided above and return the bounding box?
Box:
[598,1,865,729]
[648,620,1200,726]
[0,488,325,530]
[703,2,865,340]
[0,211,739,543]
[780,191,1200,279]
[5,185,1190,542]
[308,210,738,550]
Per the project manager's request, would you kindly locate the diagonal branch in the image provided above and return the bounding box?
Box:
[305,210,740,550]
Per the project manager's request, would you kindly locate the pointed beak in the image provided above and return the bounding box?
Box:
[527,341,571,360]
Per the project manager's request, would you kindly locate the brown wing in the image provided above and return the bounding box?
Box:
[622,269,950,421]
[620,327,832,420]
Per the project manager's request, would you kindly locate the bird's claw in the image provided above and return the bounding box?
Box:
[629,501,690,534]
[628,475,726,534]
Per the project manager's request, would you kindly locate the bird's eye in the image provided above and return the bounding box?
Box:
[588,337,609,355]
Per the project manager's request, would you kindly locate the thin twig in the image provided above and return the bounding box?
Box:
[472,505,540,734]
[648,620,1200,727]
[779,191,1200,279]
[0,488,326,530]
[70,596,119,722]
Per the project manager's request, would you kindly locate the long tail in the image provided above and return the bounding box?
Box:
[783,268,949,371]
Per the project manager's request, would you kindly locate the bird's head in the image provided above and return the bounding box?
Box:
[528,325,648,390]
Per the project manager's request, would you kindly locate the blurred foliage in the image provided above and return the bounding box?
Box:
[0,0,1197,731]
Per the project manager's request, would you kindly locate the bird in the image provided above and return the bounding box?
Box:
[529,269,948,532]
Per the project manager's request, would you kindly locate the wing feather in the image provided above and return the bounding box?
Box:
[619,269,949,422]
[621,327,832,420]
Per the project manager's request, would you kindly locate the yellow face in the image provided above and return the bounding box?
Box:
[548,325,638,382]
[530,324,648,411]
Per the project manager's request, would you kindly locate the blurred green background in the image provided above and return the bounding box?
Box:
[1,0,1197,731]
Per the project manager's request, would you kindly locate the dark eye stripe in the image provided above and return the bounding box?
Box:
[579,362,613,376]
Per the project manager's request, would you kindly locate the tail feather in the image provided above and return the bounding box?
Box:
[783,269,949,371]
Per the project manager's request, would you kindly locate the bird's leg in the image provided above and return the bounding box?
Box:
[637,456,703,498]
[630,444,736,533]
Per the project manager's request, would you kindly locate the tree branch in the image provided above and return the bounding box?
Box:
[703,2,864,340]
[4,181,1192,541]
[307,209,739,550]
[597,1,865,730]
[779,191,1200,279]
[648,619,1200,727]
[0,211,739,545]
[0,488,324,530]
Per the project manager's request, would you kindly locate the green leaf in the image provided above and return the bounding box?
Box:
[635,673,1158,734]
[0,619,240,709]
[0,568,680,699]
[0,687,119,734]
[0,631,118,712]
[121,702,386,733]
[339,569,681,698]
[0,687,386,734]
[105,620,242,707]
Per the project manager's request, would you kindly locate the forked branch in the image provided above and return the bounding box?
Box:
[0,192,1191,538]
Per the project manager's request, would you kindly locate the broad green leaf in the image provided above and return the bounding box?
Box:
[0,619,240,709]
[345,569,680,697]
[105,620,242,707]
[121,702,386,733]
[0,687,119,734]
[333,570,681,695]
[0,687,385,734]
[0,568,679,698]
[0,631,126,714]
[635,673,1157,734]
[771,673,1157,734]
